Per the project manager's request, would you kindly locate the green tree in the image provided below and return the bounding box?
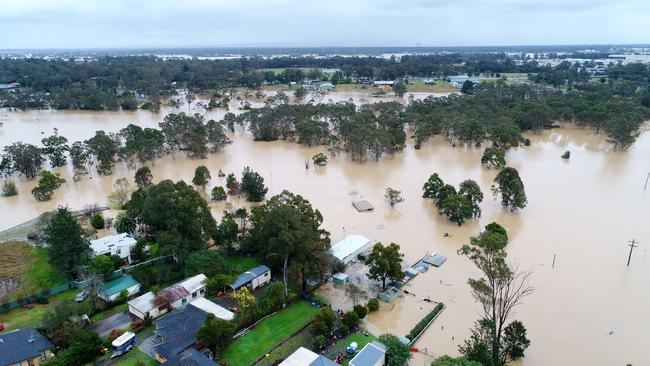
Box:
[367,298,380,312]
[114,212,136,234]
[423,173,445,198]
[385,187,405,208]
[31,170,66,201]
[196,314,236,356]
[0,142,44,179]
[192,165,211,191]
[458,225,534,366]
[216,218,238,253]
[342,310,359,328]
[90,213,105,229]
[379,333,412,366]
[41,132,69,167]
[458,179,484,218]
[257,281,286,313]
[312,153,328,166]
[134,166,153,189]
[47,330,103,366]
[240,166,268,202]
[211,186,227,201]
[107,178,131,209]
[440,194,473,226]
[434,184,457,207]
[345,283,368,306]
[365,242,404,290]
[393,80,407,97]
[491,167,527,211]
[183,250,228,277]
[1,180,17,197]
[89,255,115,275]
[461,80,474,94]
[226,173,240,195]
[353,304,368,319]
[69,141,89,177]
[247,190,331,295]
[489,123,524,151]
[85,130,119,175]
[481,147,506,169]
[44,207,91,277]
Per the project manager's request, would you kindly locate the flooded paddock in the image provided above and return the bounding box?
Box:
[0,92,648,366]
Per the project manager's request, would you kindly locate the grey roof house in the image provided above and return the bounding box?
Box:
[229,265,271,291]
[164,348,218,366]
[350,341,386,366]
[152,304,209,363]
[0,328,55,366]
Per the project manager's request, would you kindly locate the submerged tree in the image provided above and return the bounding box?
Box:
[384,187,405,208]
[481,147,506,169]
[422,173,445,198]
[0,142,44,179]
[365,242,404,290]
[41,131,69,167]
[192,165,211,192]
[134,166,153,189]
[240,166,268,202]
[458,223,533,366]
[491,167,527,211]
[31,170,66,201]
[458,179,484,218]
[85,130,119,175]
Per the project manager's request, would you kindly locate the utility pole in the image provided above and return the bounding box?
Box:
[627,239,638,266]
[644,172,650,191]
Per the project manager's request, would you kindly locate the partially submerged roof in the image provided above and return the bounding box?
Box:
[332,273,349,281]
[279,347,339,366]
[352,200,374,212]
[189,297,235,320]
[0,328,54,365]
[90,233,136,254]
[350,341,386,366]
[102,275,140,297]
[422,254,447,267]
[230,265,270,290]
[153,304,208,360]
[330,235,372,262]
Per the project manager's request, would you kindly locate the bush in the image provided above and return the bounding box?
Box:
[184,250,229,277]
[89,255,115,275]
[1,180,18,197]
[312,153,328,166]
[339,324,350,336]
[312,335,327,349]
[117,289,129,304]
[406,303,444,341]
[367,298,380,312]
[342,311,359,329]
[90,213,105,229]
[47,330,103,366]
[107,328,126,342]
[257,281,286,313]
[211,186,227,201]
[353,305,368,319]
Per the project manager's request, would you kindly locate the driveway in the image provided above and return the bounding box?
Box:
[91,311,132,338]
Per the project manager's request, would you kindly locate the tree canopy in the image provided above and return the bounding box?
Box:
[44,207,91,278]
[365,242,405,290]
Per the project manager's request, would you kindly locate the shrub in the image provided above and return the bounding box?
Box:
[312,335,327,349]
[1,180,18,197]
[367,298,380,312]
[90,213,105,229]
[406,303,444,341]
[353,304,368,319]
[89,255,115,275]
[117,289,129,304]
[342,311,359,329]
[107,328,126,342]
[339,324,350,336]
[257,281,286,313]
[312,153,328,166]
[184,250,229,277]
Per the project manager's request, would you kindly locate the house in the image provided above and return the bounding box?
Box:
[330,235,372,264]
[350,341,386,366]
[152,304,208,363]
[301,81,335,92]
[164,348,218,366]
[90,233,137,263]
[152,302,233,363]
[229,265,271,291]
[0,328,54,366]
[189,297,234,320]
[280,347,339,366]
[373,80,395,86]
[99,275,141,302]
[128,274,208,320]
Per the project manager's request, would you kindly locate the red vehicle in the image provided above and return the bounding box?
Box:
[0,322,5,331]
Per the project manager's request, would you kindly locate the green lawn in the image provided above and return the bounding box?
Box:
[113,349,156,366]
[256,327,313,366]
[223,255,261,274]
[0,289,77,332]
[222,301,320,366]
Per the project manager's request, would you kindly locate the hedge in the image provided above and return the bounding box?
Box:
[406,303,445,341]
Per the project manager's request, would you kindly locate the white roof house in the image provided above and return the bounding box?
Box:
[280,347,339,366]
[127,273,208,320]
[90,233,137,262]
[189,297,235,320]
[330,234,373,264]
[127,291,157,319]
[179,274,208,295]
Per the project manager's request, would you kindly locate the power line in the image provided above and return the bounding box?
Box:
[627,239,638,267]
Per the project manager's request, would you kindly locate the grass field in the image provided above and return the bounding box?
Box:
[407,79,456,92]
[0,241,67,302]
[113,349,156,366]
[0,289,77,331]
[223,255,261,274]
[222,301,320,366]
[255,327,313,366]
[327,332,378,366]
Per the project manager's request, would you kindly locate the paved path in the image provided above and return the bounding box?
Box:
[91,311,132,338]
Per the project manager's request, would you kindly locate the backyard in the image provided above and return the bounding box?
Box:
[326,332,378,366]
[0,289,77,331]
[222,301,320,366]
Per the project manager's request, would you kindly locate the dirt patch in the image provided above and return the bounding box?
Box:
[0,242,37,301]
[0,277,20,300]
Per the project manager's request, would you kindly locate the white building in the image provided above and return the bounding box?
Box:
[189,297,235,320]
[90,233,137,263]
[229,265,271,291]
[330,235,372,264]
[127,273,208,320]
[350,342,386,366]
[280,347,339,366]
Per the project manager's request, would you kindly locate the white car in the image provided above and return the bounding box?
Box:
[75,291,89,302]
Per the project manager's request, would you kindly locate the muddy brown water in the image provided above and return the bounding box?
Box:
[0,92,649,366]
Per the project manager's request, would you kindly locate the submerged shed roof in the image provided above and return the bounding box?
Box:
[330,234,372,262]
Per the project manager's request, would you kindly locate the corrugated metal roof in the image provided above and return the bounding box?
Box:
[230,265,270,290]
[330,235,372,262]
[350,342,386,366]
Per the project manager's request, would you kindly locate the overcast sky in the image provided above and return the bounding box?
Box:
[1,0,649,49]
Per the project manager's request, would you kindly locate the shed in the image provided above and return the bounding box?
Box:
[378,287,400,303]
[229,265,271,291]
[279,347,339,366]
[405,268,419,278]
[128,291,165,320]
[99,275,140,301]
[352,200,374,212]
[423,254,447,267]
[330,235,372,264]
[332,272,350,285]
[350,341,386,366]
[189,297,235,320]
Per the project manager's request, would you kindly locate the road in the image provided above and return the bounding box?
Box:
[91,311,132,338]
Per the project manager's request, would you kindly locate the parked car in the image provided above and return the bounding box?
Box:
[75,291,89,302]
[0,321,5,331]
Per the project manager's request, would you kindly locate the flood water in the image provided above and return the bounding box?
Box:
[0,92,649,366]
